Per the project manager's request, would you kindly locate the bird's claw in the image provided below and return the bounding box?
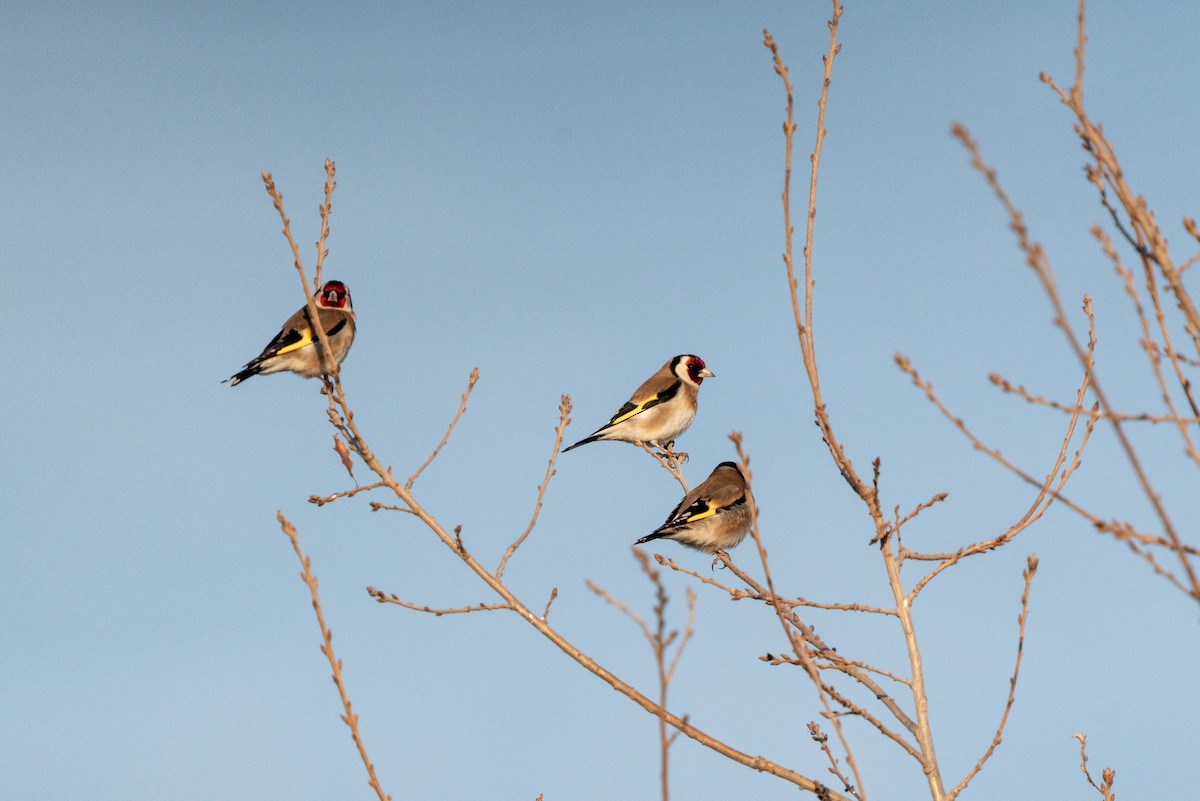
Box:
[659,441,688,464]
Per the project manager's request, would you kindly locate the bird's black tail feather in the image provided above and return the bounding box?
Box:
[561,434,601,453]
[635,530,671,546]
[224,365,261,386]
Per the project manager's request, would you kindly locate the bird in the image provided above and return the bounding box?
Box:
[562,355,714,454]
[225,280,356,386]
[635,461,752,553]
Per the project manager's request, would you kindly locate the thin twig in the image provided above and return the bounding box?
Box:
[311,481,387,507]
[589,550,698,801]
[261,169,338,380]
[1034,2,1200,597]
[277,513,392,801]
[497,395,571,579]
[638,442,691,493]
[989,372,1200,424]
[902,301,1096,603]
[406,368,481,490]
[366,586,511,616]
[314,159,335,290]
[1072,733,1117,801]
[946,555,1039,800]
[809,723,863,801]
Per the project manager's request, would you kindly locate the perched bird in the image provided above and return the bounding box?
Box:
[635,462,752,553]
[562,355,714,454]
[225,280,356,386]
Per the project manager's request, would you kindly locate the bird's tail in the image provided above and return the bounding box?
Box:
[224,365,260,386]
[634,530,671,546]
[561,434,601,453]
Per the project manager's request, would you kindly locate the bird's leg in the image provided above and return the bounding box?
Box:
[659,440,688,465]
[710,549,729,571]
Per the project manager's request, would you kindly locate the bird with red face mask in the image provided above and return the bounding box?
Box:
[225,280,356,386]
[562,354,714,454]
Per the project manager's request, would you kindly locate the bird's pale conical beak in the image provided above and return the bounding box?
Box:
[700,368,715,378]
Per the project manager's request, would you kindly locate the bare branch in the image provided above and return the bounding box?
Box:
[277,513,392,801]
[260,169,338,381]
[895,299,1096,594]
[311,480,387,507]
[314,159,335,290]
[809,723,863,801]
[946,555,1039,800]
[497,395,572,579]
[541,587,558,623]
[366,586,511,616]
[638,442,691,493]
[406,368,481,490]
[1073,733,1117,801]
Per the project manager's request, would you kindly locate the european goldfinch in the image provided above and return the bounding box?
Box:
[635,462,751,553]
[225,280,356,386]
[562,355,714,453]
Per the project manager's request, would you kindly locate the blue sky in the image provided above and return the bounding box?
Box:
[4,2,1198,799]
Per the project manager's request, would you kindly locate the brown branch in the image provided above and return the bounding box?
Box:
[903,309,1095,603]
[590,549,698,801]
[541,587,559,623]
[655,554,753,600]
[310,480,387,507]
[335,393,844,796]
[729,432,868,800]
[1035,1,1200,599]
[901,356,1200,593]
[260,169,338,381]
[366,586,511,616]
[497,395,571,580]
[765,10,884,537]
[1072,733,1117,801]
[314,159,335,290]
[406,368,480,490]
[712,551,920,746]
[808,723,863,801]
[277,513,392,801]
[763,652,913,688]
[989,372,1200,424]
[882,493,950,549]
[896,291,1097,579]
[955,117,1199,602]
[1096,225,1200,466]
[368,501,415,515]
[946,555,1039,800]
[787,597,897,616]
[1042,0,1200,355]
[638,442,691,493]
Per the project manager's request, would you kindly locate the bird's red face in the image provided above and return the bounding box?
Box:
[318,280,351,309]
[685,356,713,385]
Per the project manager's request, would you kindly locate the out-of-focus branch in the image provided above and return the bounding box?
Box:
[1033,0,1200,600]
[277,513,392,801]
[588,549,697,801]
[1095,225,1200,465]
[988,372,1200,424]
